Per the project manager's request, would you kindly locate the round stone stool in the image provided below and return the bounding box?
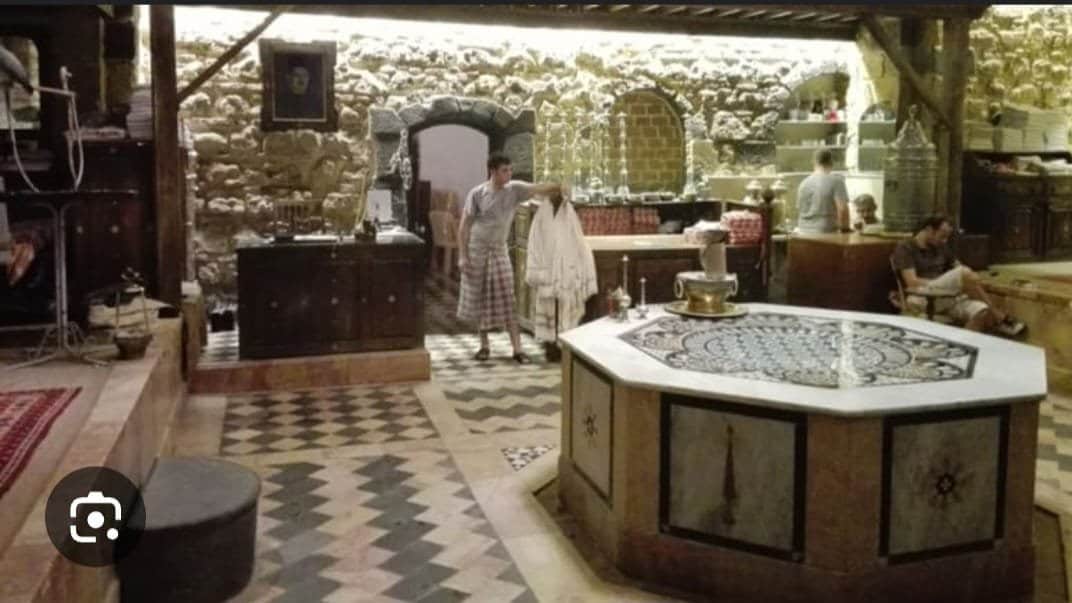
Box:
[118,457,260,603]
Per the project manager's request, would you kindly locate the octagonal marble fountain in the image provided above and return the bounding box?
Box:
[557,303,1046,603]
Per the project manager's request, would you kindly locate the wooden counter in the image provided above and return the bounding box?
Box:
[237,232,425,359]
[787,232,900,313]
[583,234,764,320]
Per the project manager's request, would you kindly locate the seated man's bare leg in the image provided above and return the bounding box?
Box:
[964,307,994,332]
[479,329,490,350]
[959,269,1007,321]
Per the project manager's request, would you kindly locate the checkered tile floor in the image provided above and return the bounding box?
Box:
[1037,395,1072,499]
[220,385,438,456]
[502,445,557,471]
[235,449,536,603]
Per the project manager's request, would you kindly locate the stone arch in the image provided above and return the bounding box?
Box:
[368,96,535,225]
[608,88,686,193]
[780,61,850,97]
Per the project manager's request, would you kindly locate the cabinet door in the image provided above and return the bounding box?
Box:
[364,257,420,343]
[1046,205,1072,259]
[633,257,696,305]
[238,256,313,348]
[992,204,1042,261]
[314,260,361,344]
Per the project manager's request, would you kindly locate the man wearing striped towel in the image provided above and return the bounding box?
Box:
[457,153,561,364]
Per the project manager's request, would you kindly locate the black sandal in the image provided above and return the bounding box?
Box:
[473,347,490,361]
[512,352,531,365]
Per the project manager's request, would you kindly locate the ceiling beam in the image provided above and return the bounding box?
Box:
[861,14,951,128]
[229,4,859,41]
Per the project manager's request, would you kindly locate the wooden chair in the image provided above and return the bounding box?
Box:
[427,210,458,274]
[888,257,958,323]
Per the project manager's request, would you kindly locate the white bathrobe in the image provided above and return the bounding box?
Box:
[525,199,598,342]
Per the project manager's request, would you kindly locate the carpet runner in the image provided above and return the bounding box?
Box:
[0,388,80,498]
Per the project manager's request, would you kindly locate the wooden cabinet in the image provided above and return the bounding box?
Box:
[237,233,425,359]
[787,233,899,313]
[583,236,765,321]
[962,151,1072,262]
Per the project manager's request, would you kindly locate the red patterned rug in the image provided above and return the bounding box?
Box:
[0,388,80,498]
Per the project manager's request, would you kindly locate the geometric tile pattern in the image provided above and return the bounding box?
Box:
[501,445,557,471]
[238,450,536,602]
[1038,396,1072,499]
[220,385,438,456]
[442,374,561,434]
[426,334,551,382]
[425,271,465,336]
[621,313,978,388]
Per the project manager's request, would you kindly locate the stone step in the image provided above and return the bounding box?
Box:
[117,457,260,603]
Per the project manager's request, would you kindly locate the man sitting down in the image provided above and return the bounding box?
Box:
[892,215,1024,336]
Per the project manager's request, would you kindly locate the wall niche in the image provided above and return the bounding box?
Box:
[608,89,686,194]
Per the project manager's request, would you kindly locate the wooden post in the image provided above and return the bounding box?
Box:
[942,17,971,224]
[862,14,950,129]
[151,5,182,305]
[895,18,938,133]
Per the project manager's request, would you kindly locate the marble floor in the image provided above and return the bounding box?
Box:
[171,270,1072,603]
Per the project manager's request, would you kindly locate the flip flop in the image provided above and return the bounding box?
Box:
[473,347,490,361]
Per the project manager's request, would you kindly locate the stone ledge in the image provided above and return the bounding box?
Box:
[190,347,431,394]
[0,321,185,603]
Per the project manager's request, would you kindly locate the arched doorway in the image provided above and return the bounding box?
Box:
[369,96,535,235]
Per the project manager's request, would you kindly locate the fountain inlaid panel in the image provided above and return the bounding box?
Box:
[619,313,978,389]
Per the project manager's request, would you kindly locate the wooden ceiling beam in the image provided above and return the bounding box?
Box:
[229,4,859,41]
[861,14,951,128]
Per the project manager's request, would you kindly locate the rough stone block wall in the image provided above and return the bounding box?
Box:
[968,6,1072,121]
[171,7,882,306]
[608,91,685,193]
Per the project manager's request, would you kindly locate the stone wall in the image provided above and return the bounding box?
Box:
[968,5,1072,121]
[174,8,889,306]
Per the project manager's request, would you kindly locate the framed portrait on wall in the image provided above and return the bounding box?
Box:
[259,39,337,131]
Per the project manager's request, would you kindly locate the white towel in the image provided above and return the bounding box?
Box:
[525,199,598,342]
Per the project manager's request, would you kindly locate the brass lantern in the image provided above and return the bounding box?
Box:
[882,105,938,233]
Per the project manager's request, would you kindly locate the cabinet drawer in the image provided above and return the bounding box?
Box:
[994,178,1044,198]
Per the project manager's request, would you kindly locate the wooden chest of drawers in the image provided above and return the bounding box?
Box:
[237,233,425,359]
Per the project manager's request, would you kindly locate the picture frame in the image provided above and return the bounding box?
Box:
[259,39,337,132]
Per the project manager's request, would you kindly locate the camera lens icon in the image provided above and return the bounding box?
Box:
[46,467,146,567]
[70,491,122,543]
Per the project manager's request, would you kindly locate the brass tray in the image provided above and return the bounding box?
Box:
[665,301,749,319]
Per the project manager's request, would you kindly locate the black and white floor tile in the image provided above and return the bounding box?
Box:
[220,385,438,456]
[441,374,561,435]
[1037,396,1072,498]
[501,445,557,471]
[236,449,536,603]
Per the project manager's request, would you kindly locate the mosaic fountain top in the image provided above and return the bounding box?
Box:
[620,313,977,389]
[558,304,1047,416]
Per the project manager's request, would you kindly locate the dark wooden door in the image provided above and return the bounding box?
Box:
[364,256,421,346]
[992,203,1042,262]
[1046,204,1072,259]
